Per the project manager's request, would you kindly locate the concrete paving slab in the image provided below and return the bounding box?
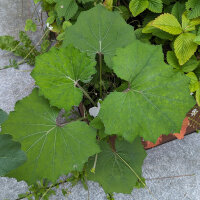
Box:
[1,0,200,200]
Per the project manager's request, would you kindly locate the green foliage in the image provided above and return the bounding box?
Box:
[116,6,131,21]
[0,31,39,67]
[63,5,136,69]
[41,39,51,53]
[32,46,96,112]
[1,89,100,184]
[167,51,199,73]
[129,0,162,17]
[25,19,37,32]
[148,0,163,13]
[143,10,200,65]
[174,33,198,65]
[87,137,146,193]
[171,2,185,23]
[0,134,27,176]
[186,0,200,19]
[187,72,200,105]
[55,0,78,21]
[99,41,195,142]
[18,179,56,200]
[0,109,8,125]
[129,0,149,17]
[90,117,106,139]
[152,13,182,35]
[1,0,200,198]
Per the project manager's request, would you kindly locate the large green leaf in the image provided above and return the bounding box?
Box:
[63,5,136,69]
[1,89,100,184]
[0,134,27,176]
[152,13,183,35]
[55,0,78,21]
[174,33,198,65]
[31,46,96,112]
[186,0,200,19]
[0,109,8,125]
[99,41,195,142]
[129,0,149,17]
[86,137,146,193]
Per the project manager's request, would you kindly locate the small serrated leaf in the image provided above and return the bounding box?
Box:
[152,13,182,35]
[174,33,198,65]
[171,2,185,24]
[194,35,200,45]
[186,0,200,19]
[167,51,199,72]
[196,86,200,106]
[142,21,173,40]
[187,72,199,92]
[148,0,163,13]
[129,0,149,17]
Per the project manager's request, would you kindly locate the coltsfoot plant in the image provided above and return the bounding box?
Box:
[0,1,198,199]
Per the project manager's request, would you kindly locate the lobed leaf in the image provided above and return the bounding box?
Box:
[31,45,96,112]
[63,5,136,69]
[0,134,27,176]
[99,41,195,142]
[1,89,100,184]
[86,137,147,193]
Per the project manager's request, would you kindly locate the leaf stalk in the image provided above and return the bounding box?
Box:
[76,82,95,106]
[98,52,103,98]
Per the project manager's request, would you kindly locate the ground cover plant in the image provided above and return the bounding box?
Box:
[0,0,200,199]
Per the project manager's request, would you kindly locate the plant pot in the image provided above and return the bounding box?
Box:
[142,105,200,150]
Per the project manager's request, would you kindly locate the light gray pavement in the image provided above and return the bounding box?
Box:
[1,1,200,200]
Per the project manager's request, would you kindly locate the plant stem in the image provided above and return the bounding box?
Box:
[91,153,98,173]
[98,53,103,98]
[76,82,95,106]
[18,29,49,65]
